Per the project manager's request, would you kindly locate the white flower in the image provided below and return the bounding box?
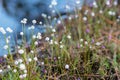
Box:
[0,69,3,73]
[85,41,88,45]
[6,38,10,44]
[91,12,95,17]
[93,1,98,8]
[23,74,27,78]
[80,39,83,42]
[45,37,50,41]
[83,17,87,21]
[18,49,24,54]
[41,62,44,65]
[80,44,83,47]
[106,0,110,6]
[39,21,43,25]
[14,60,19,65]
[32,35,36,39]
[37,33,42,39]
[67,35,71,39]
[96,42,101,46]
[24,70,27,73]
[49,40,53,44]
[32,20,37,24]
[4,45,8,50]
[7,65,11,69]
[54,41,58,45]
[19,64,26,70]
[60,45,64,48]
[20,32,24,36]
[76,0,80,4]
[6,27,13,33]
[0,27,6,34]
[34,41,38,45]
[3,54,7,58]
[41,13,47,18]
[31,25,35,29]
[18,59,23,63]
[51,0,57,6]
[13,69,17,73]
[19,75,23,79]
[57,20,61,24]
[28,58,32,62]
[52,28,56,32]
[113,1,118,6]
[65,64,69,69]
[21,19,27,24]
[65,5,70,10]
[30,50,34,54]
[99,10,103,14]
[33,57,38,61]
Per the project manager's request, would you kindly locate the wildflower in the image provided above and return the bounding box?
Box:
[60,45,64,49]
[85,41,88,45]
[96,42,101,46]
[0,27,6,34]
[18,49,24,54]
[91,12,95,17]
[34,41,38,45]
[3,54,7,58]
[3,45,8,50]
[32,20,37,24]
[80,44,83,47]
[30,50,34,53]
[33,57,38,61]
[41,62,44,65]
[93,1,98,8]
[31,25,35,29]
[49,40,53,44]
[41,13,47,18]
[0,69,3,73]
[52,28,56,32]
[39,21,43,25]
[20,32,24,36]
[32,35,36,39]
[6,27,13,33]
[18,59,23,63]
[99,10,103,14]
[45,37,50,41]
[37,32,42,39]
[6,38,10,44]
[65,64,69,69]
[14,60,19,65]
[54,41,58,45]
[21,18,27,24]
[28,58,32,62]
[13,69,17,73]
[67,35,71,39]
[24,70,27,73]
[83,17,87,21]
[57,20,61,24]
[113,1,118,6]
[65,5,70,10]
[7,65,11,69]
[19,64,26,70]
[76,0,80,4]
[106,0,110,6]
[51,0,57,6]
[23,74,27,78]
[19,75,24,79]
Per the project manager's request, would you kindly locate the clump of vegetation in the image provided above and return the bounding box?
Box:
[0,0,120,80]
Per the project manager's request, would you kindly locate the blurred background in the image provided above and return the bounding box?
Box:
[0,0,96,56]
